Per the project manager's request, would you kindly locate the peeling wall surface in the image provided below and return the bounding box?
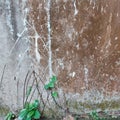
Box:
[0,0,120,116]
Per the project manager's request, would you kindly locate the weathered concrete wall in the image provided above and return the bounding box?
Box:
[27,0,120,113]
[0,0,120,117]
[0,0,31,114]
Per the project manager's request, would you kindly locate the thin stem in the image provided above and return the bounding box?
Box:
[23,70,30,107]
[0,64,6,88]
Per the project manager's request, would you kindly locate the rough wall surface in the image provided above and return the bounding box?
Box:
[0,0,120,117]
[28,0,120,112]
[0,0,31,113]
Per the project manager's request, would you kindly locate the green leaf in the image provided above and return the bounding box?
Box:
[26,117,31,120]
[44,84,49,90]
[50,76,57,83]
[5,112,13,120]
[25,100,39,111]
[51,91,58,98]
[26,110,34,120]
[44,76,57,90]
[18,109,27,120]
[28,103,34,110]
[33,110,41,119]
[49,82,54,88]
[44,82,54,90]
[18,100,40,120]
[33,100,39,108]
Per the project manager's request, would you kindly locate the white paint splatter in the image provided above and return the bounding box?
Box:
[117,13,119,17]
[106,39,111,49]
[89,0,92,5]
[72,72,76,77]
[9,28,26,55]
[115,37,118,40]
[69,72,76,78]
[56,48,59,51]
[35,32,41,63]
[101,6,104,13]
[115,58,120,66]
[46,0,52,77]
[57,58,64,69]
[63,5,66,10]
[5,0,14,34]
[84,65,89,87]
[73,0,78,16]
[110,75,115,80]
[76,44,80,50]
[25,19,41,63]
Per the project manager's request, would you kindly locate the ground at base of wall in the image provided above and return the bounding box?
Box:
[2,111,120,120]
[1,114,120,120]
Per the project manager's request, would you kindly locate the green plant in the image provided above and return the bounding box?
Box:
[44,76,58,98]
[90,110,106,120]
[5,112,16,120]
[18,100,41,120]
[44,75,63,110]
[5,75,60,120]
[44,76,57,90]
[51,91,58,98]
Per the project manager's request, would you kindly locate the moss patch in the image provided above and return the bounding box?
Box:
[0,105,9,116]
[67,99,120,112]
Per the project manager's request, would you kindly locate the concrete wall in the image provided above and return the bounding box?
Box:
[0,0,120,117]
[0,0,31,114]
[28,0,120,113]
